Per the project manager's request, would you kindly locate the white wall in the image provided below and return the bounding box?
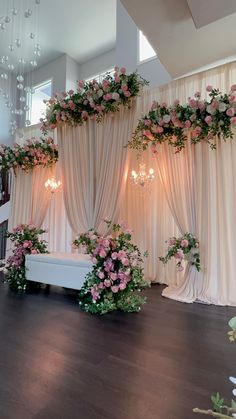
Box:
[116,0,171,88]
[79,49,116,80]
[0,97,11,145]
[66,55,80,92]
[30,54,67,94]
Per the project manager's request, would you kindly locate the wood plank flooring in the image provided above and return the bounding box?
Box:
[0,278,235,419]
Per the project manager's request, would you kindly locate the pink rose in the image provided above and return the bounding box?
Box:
[206,85,213,92]
[119,282,127,290]
[205,115,212,125]
[120,67,126,74]
[230,117,236,125]
[98,271,105,279]
[104,279,111,287]
[23,241,29,248]
[99,249,107,258]
[78,80,84,89]
[226,107,235,117]
[110,272,118,281]
[231,84,236,92]
[31,249,38,254]
[121,257,129,266]
[181,239,189,248]
[111,285,119,293]
[111,252,118,260]
[143,130,154,141]
[82,111,88,119]
[114,76,120,83]
[124,90,131,98]
[185,120,191,129]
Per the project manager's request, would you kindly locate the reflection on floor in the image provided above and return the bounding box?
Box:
[0,278,235,419]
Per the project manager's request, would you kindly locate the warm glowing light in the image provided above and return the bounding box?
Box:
[130,163,155,191]
[45,177,62,194]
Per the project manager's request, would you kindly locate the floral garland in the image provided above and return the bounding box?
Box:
[128,86,236,154]
[159,233,200,272]
[4,224,48,291]
[0,137,58,173]
[193,318,236,417]
[73,219,149,315]
[40,67,148,133]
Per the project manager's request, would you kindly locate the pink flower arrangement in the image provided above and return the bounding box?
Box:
[129,85,236,153]
[0,137,58,173]
[73,220,149,314]
[5,224,48,291]
[40,67,148,133]
[160,233,200,272]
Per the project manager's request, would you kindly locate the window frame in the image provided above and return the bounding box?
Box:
[26,78,53,127]
[137,29,157,65]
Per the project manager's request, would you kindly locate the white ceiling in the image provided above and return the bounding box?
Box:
[121,0,236,78]
[0,0,116,70]
[187,0,236,28]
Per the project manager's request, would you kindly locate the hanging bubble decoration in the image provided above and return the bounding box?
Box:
[0,0,42,136]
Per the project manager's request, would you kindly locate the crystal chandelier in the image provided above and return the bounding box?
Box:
[130,163,155,190]
[0,0,42,137]
[45,177,62,194]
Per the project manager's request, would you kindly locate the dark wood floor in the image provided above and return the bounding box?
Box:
[0,278,235,419]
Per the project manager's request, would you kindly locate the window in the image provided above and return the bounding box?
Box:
[85,68,115,83]
[27,79,52,126]
[138,30,156,63]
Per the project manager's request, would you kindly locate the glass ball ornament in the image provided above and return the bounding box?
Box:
[35,0,40,4]
[1,73,8,80]
[5,101,12,108]
[19,96,26,103]
[8,44,14,52]
[24,86,31,93]
[34,50,41,57]
[30,60,37,67]
[3,93,9,99]
[24,105,30,111]
[12,7,18,15]
[30,32,35,39]
[25,120,31,126]
[24,9,32,18]
[7,64,15,71]
[17,83,24,90]
[3,55,9,62]
[15,38,21,47]
[18,109,24,116]
[18,131,24,139]
[18,58,25,65]
[0,23,6,30]
[16,75,24,82]
[4,16,11,23]
[35,43,41,50]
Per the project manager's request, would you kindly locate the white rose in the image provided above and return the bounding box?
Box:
[163,114,171,123]
[218,102,227,112]
[97,89,103,98]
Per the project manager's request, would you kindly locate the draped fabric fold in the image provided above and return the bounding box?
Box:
[8,165,53,230]
[57,105,136,236]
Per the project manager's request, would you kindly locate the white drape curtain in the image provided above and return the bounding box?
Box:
[57,105,136,236]
[9,165,53,231]
[149,61,236,305]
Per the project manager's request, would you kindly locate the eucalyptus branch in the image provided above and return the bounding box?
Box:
[193,408,231,418]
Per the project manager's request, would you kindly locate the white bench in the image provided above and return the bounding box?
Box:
[25,252,93,290]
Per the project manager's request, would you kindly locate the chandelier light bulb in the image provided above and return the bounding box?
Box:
[45,178,62,194]
[130,163,155,191]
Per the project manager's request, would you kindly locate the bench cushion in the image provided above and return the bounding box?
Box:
[26,252,92,267]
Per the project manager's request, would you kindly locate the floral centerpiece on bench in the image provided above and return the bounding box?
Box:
[73,219,149,314]
[4,224,48,291]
